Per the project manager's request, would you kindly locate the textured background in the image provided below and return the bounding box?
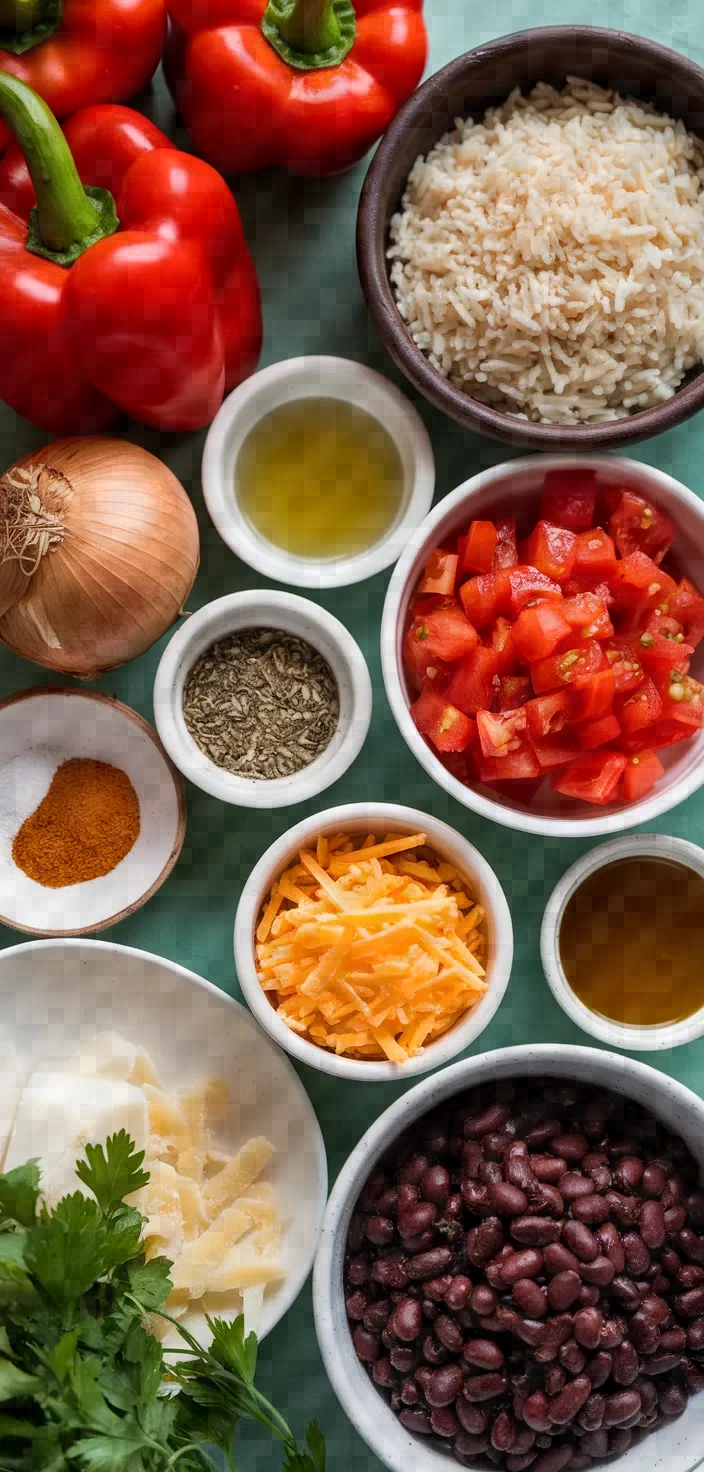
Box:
[1,0,703,1465]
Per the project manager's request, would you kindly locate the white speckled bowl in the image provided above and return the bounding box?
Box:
[314,1043,704,1471]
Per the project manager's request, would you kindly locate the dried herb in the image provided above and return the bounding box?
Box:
[182,627,339,780]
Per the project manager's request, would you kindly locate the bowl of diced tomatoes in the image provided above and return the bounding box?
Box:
[381,456,704,835]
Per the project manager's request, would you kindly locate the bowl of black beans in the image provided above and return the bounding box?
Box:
[313,1044,704,1472]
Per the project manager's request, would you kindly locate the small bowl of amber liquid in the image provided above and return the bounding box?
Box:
[541,834,704,1051]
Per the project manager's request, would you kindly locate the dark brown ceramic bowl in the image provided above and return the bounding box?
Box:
[357,26,704,451]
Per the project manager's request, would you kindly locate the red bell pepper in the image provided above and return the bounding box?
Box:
[0,79,262,432]
[164,0,427,177]
[0,0,166,151]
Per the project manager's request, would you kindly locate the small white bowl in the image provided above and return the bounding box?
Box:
[313,1042,704,1472]
[541,832,704,1051]
[201,356,435,589]
[0,938,327,1344]
[381,454,704,837]
[153,590,372,808]
[234,801,513,1081]
[0,688,185,936]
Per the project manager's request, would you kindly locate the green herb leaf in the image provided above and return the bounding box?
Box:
[305,1420,326,1471]
[125,1256,172,1313]
[46,1329,79,1385]
[206,1314,258,1385]
[66,1421,154,1469]
[96,1205,142,1274]
[0,1232,27,1269]
[75,1133,149,1218]
[0,1161,40,1228]
[24,1194,107,1308]
[0,1358,41,1401]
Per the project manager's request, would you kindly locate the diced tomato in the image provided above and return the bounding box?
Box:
[622,749,665,803]
[553,750,627,805]
[670,577,704,648]
[418,549,458,596]
[531,640,605,694]
[514,603,572,661]
[488,617,518,674]
[525,690,574,741]
[477,708,527,759]
[462,520,498,576]
[408,603,479,662]
[610,550,678,611]
[618,678,663,735]
[446,646,502,716]
[492,516,518,570]
[478,743,541,783]
[562,593,613,642]
[627,720,700,752]
[604,637,645,695]
[572,668,615,721]
[539,469,597,531]
[521,521,577,582]
[646,612,684,639]
[578,713,621,750]
[411,689,474,753]
[609,490,674,565]
[497,675,532,712]
[402,625,453,693]
[636,629,692,680]
[460,572,508,628]
[530,731,582,769]
[658,673,704,729]
[506,565,563,617]
[571,528,618,585]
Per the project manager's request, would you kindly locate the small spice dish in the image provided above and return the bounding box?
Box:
[153,590,372,808]
[234,802,513,1081]
[541,833,704,1052]
[0,688,186,937]
[201,356,435,589]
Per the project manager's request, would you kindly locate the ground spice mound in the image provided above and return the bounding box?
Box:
[12,757,140,888]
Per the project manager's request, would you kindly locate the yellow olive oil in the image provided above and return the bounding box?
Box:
[236,398,404,559]
[559,856,704,1027]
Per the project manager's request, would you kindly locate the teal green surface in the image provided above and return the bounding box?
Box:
[1,1,704,1464]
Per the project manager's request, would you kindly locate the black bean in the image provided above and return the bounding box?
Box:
[390,1297,422,1342]
[463,1338,505,1370]
[420,1165,450,1207]
[560,1340,587,1376]
[426,1364,463,1407]
[467,1217,504,1267]
[578,1256,615,1288]
[371,1256,408,1289]
[523,1391,551,1432]
[613,1156,644,1192]
[503,1248,545,1284]
[675,1285,704,1316]
[398,1154,429,1186]
[562,1221,598,1263]
[603,1389,641,1425]
[462,1372,509,1401]
[574,1308,603,1352]
[578,1391,606,1429]
[548,1374,591,1424]
[548,1272,582,1312]
[511,1216,561,1247]
[525,1119,562,1149]
[550,1134,589,1163]
[398,1407,432,1434]
[407,1247,453,1281]
[659,1383,687,1417]
[560,1173,594,1201]
[352,1327,380,1362]
[390,1345,417,1372]
[513,1279,548,1318]
[372,1356,395,1387]
[545,1243,581,1277]
[531,1154,568,1183]
[465,1103,511,1138]
[611,1341,639,1386]
[434,1314,464,1353]
[492,1410,518,1452]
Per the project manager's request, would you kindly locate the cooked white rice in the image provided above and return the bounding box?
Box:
[388,79,704,424]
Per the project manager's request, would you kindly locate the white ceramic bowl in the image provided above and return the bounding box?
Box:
[381,454,704,837]
[201,356,435,589]
[313,1042,704,1472]
[0,938,327,1344]
[541,832,704,1051]
[153,590,372,808]
[234,801,513,1081]
[0,688,185,936]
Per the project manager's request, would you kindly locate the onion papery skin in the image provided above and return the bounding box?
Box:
[0,438,200,677]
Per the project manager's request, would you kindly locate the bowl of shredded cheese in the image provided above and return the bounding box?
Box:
[234,803,513,1081]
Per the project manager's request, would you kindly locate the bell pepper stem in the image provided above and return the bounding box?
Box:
[276,0,341,55]
[0,0,46,28]
[0,74,118,265]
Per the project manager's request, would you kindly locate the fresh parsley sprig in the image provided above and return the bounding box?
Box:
[0,1131,326,1472]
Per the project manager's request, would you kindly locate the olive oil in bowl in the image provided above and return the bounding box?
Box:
[235,398,404,560]
[559,855,704,1027]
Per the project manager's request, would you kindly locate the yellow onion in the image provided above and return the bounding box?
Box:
[0,438,199,677]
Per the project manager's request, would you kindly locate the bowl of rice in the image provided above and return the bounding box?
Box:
[358,26,704,450]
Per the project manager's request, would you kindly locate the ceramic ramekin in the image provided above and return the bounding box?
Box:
[234,801,513,1081]
[201,356,435,589]
[541,832,704,1051]
[313,1043,704,1472]
[153,591,372,808]
[381,454,704,837]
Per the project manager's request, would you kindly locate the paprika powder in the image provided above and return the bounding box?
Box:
[164,0,427,176]
[12,757,140,887]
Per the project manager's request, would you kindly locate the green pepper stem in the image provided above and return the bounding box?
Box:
[0,74,117,262]
[275,0,341,54]
[0,0,46,28]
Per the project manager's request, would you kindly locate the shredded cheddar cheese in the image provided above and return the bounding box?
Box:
[255,831,488,1062]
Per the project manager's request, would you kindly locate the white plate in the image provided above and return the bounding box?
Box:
[0,688,186,935]
[0,939,328,1342]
